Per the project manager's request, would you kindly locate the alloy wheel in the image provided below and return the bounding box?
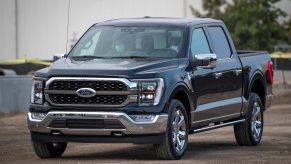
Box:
[171,109,187,152]
[251,101,262,141]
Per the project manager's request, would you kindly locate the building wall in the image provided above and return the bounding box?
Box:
[0,0,290,60]
[0,0,16,60]
[17,0,69,60]
[0,0,185,60]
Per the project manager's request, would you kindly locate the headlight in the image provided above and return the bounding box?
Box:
[137,78,164,106]
[31,80,44,104]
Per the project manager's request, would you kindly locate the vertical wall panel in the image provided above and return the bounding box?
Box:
[0,0,16,60]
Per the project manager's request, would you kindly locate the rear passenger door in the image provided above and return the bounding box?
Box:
[205,25,243,119]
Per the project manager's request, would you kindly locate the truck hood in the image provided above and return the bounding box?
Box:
[35,57,180,78]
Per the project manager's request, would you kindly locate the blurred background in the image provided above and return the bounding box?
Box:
[1,2,291,163]
[0,0,291,112]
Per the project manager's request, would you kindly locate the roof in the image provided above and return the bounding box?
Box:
[95,17,222,27]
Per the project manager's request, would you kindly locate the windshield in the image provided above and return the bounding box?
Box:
[69,26,185,58]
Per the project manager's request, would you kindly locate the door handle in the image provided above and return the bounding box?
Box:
[214,72,222,79]
[234,69,242,76]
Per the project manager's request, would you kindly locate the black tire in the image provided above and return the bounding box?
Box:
[32,141,67,158]
[234,93,264,146]
[154,99,189,160]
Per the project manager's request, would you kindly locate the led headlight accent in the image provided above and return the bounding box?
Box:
[31,80,44,104]
[141,82,157,103]
[129,115,156,122]
[138,78,164,106]
[30,112,46,121]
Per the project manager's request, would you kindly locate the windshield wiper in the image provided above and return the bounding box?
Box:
[70,55,107,59]
[110,56,148,59]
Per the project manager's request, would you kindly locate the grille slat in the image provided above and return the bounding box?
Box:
[49,119,125,129]
[49,94,127,105]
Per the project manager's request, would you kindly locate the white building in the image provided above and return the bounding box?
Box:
[0,0,200,60]
[0,0,290,60]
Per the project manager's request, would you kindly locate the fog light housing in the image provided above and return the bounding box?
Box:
[129,115,156,122]
[30,112,46,121]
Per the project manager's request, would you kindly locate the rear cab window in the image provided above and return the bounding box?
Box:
[207,26,232,59]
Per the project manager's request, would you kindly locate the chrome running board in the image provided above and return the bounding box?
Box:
[192,119,245,134]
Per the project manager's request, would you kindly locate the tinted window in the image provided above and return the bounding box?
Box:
[191,28,211,56]
[208,27,231,59]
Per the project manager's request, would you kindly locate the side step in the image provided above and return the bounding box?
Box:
[192,119,245,134]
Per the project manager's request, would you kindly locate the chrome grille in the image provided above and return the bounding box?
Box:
[49,80,127,91]
[44,77,138,107]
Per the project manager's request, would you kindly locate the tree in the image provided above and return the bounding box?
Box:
[284,20,291,43]
[190,0,226,19]
[191,0,290,51]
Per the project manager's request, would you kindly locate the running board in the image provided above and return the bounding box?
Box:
[192,119,245,134]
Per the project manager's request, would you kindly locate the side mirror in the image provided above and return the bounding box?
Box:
[191,54,217,69]
[53,53,67,62]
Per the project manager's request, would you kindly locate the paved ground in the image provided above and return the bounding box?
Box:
[0,92,291,163]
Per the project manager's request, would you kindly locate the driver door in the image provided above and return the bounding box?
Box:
[189,27,222,126]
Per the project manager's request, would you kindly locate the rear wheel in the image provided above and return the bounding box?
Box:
[32,141,67,158]
[234,93,264,146]
[154,99,189,160]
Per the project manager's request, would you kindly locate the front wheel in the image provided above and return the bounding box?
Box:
[154,99,189,160]
[32,141,67,158]
[234,93,264,146]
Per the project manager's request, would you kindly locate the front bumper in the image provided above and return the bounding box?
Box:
[27,111,168,136]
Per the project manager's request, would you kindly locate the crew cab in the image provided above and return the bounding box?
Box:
[28,18,273,159]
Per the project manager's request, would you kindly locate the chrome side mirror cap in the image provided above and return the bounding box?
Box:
[191,54,217,69]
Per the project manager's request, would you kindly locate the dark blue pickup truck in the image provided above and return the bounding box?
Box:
[28,17,274,159]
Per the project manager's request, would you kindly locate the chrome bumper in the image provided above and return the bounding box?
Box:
[27,111,168,135]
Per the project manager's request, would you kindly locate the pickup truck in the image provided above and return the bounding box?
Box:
[28,17,273,160]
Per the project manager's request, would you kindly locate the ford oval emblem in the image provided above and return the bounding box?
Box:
[76,88,96,98]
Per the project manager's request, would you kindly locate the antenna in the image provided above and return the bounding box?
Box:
[65,0,71,53]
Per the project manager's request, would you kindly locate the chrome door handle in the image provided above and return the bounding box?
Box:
[234,69,242,76]
[214,72,222,79]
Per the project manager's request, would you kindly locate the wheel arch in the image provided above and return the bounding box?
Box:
[164,82,193,126]
[246,71,266,109]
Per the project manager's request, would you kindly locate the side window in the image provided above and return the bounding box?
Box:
[208,27,231,59]
[191,28,211,56]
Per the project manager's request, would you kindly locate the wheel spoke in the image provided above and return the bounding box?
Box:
[174,112,179,125]
[254,128,259,138]
[251,124,255,132]
[172,132,177,144]
[177,116,185,129]
[172,121,177,129]
[255,107,261,117]
[255,120,262,128]
[177,137,182,150]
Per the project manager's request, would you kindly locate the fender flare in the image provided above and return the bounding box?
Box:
[245,70,266,100]
[163,82,194,123]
